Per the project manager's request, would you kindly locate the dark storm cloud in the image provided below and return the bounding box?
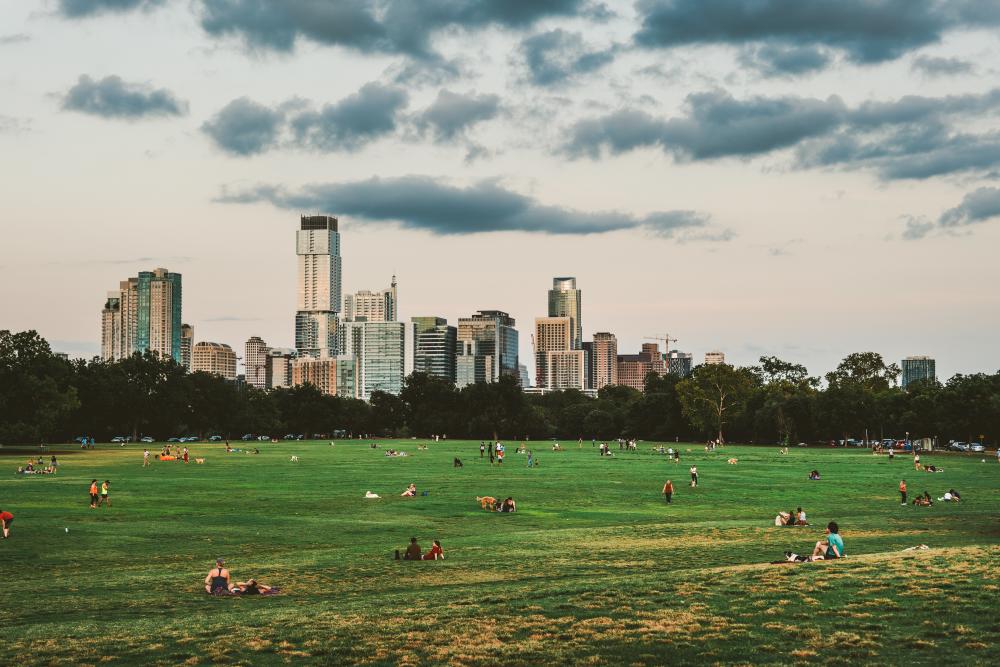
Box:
[520,29,618,85]
[566,88,1000,180]
[58,0,165,18]
[216,176,721,239]
[564,91,846,160]
[201,97,284,156]
[290,83,408,151]
[61,75,187,119]
[738,44,832,77]
[903,187,1000,240]
[414,90,501,141]
[202,83,408,155]
[198,0,593,59]
[633,0,1000,64]
[911,55,975,76]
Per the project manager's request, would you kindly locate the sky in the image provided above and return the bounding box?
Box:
[1,0,999,383]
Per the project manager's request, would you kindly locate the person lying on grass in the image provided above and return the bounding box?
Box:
[233,578,274,595]
[924,465,943,472]
[810,521,844,561]
[401,483,417,497]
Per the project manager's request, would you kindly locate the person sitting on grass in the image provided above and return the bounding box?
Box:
[205,558,232,594]
[422,540,444,560]
[913,491,933,506]
[924,464,943,473]
[808,470,821,480]
[775,511,792,526]
[810,521,844,560]
[498,497,516,513]
[401,483,417,497]
[795,508,809,526]
[949,489,961,501]
[403,537,422,560]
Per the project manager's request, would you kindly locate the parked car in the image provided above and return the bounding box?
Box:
[208,435,223,442]
[110,435,130,443]
[969,442,985,452]
[241,434,255,441]
[258,435,271,442]
[140,436,155,443]
[282,434,304,441]
[167,437,180,443]
[948,442,969,452]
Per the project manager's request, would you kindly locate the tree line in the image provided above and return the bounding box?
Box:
[1,329,997,445]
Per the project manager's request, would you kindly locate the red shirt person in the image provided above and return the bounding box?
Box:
[0,509,13,538]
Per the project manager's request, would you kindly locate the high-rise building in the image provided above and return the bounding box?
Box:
[591,332,618,390]
[266,348,296,389]
[180,324,194,371]
[339,321,409,400]
[518,363,531,388]
[548,277,582,350]
[345,276,397,322]
[456,310,519,385]
[616,343,665,391]
[245,336,269,389]
[295,215,341,358]
[667,350,694,377]
[534,316,585,390]
[101,268,182,363]
[191,341,237,380]
[291,355,357,398]
[901,356,936,389]
[582,341,594,389]
[705,351,726,365]
[411,316,457,383]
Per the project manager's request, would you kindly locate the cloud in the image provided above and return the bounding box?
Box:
[564,91,846,160]
[290,83,407,151]
[216,175,721,240]
[911,55,975,76]
[939,187,1000,229]
[198,0,593,60]
[414,90,500,141]
[519,29,618,85]
[0,115,30,134]
[738,44,832,77]
[901,216,935,240]
[633,0,1000,65]
[566,87,1000,180]
[58,0,165,18]
[0,33,30,45]
[203,83,407,155]
[62,75,187,119]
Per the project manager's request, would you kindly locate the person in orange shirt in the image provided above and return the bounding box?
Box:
[89,479,99,509]
[899,479,907,505]
[662,480,674,504]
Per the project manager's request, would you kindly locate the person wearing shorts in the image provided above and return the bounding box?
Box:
[143,449,150,467]
[89,480,99,509]
[690,466,698,487]
[0,509,13,538]
[99,480,111,508]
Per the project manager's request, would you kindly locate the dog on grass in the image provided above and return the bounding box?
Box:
[476,496,497,511]
[727,458,738,464]
[195,458,205,464]
[290,456,299,462]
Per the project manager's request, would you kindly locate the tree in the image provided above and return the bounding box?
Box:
[676,364,756,443]
[826,352,900,392]
[400,372,460,437]
[0,330,79,443]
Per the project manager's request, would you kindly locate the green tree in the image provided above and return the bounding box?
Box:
[676,364,756,443]
[0,330,79,443]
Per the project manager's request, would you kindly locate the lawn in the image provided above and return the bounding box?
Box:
[1,439,998,666]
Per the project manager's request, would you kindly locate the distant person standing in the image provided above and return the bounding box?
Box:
[182,447,189,464]
[480,442,485,458]
[143,449,151,467]
[888,446,894,461]
[98,480,111,508]
[89,479,99,509]
[914,452,921,470]
[690,466,698,487]
[527,450,534,468]
[0,508,13,538]
[662,480,674,504]
[497,442,505,465]
[50,455,58,474]
[899,479,907,505]
[488,442,494,465]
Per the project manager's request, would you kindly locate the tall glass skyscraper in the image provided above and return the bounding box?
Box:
[338,321,408,400]
[412,316,457,383]
[456,310,519,386]
[901,356,936,389]
[548,277,582,351]
[295,215,341,358]
[101,267,182,363]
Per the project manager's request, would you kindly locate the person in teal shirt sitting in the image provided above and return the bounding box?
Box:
[811,521,844,560]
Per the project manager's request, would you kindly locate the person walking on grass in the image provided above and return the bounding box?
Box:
[527,450,534,468]
[143,449,150,467]
[488,442,494,465]
[0,508,13,539]
[690,466,698,487]
[98,480,111,508]
[480,441,485,458]
[663,480,674,503]
[89,479,99,509]
[899,479,907,505]
[914,451,921,470]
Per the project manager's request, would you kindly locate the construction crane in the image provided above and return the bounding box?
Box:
[644,333,678,351]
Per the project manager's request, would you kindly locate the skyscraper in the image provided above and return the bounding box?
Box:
[266,348,296,389]
[245,336,269,389]
[344,276,397,322]
[291,356,357,398]
[295,215,341,358]
[180,324,194,371]
[412,316,457,383]
[339,320,409,400]
[591,332,618,390]
[192,342,237,380]
[534,316,585,390]
[101,267,182,363]
[456,310,519,386]
[548,277,582,350]
[901,356,936,389]
[667,350,694,377]
[616,343,665,391]
[705,351,726,365]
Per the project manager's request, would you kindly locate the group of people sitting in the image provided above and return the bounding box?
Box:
[204,559,275,595]
[775,507,809,526]
[384,449,407,457]
[598,443,615,456]
[496,496,516,512]
[939,489,961,502]
[913,491,934,506]
[399,537,445,561]
[17,457,58,475]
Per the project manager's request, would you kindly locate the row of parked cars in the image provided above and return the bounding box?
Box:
[947,441,986,452]
[241,434,305,441]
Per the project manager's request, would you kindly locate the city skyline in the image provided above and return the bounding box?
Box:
[3,1,999,381]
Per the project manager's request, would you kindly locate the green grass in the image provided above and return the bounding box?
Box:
[2,439,998,666]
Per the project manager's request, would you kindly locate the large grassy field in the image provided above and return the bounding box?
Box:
[2,439,998,666]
